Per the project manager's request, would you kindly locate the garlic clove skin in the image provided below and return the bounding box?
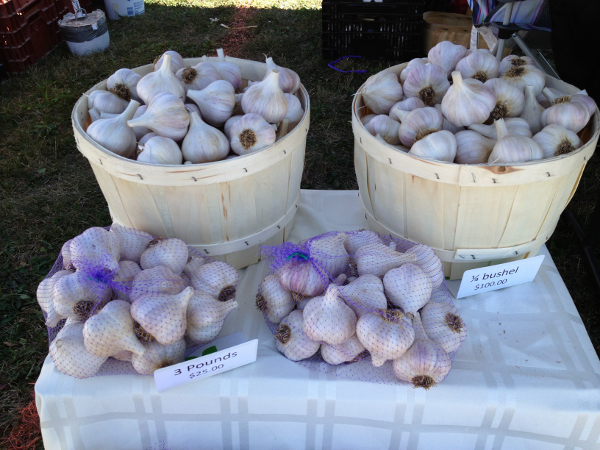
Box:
[242,70,288,124]
[355,242,418,278]
[384,264,432,314]
[50,321,108,378]
[107,68,142,102]
[154,50,185,74]
[277,260,329,299]
[132,339,186,375]
[428,41,468,76]
[434,104,464,134]
[61,239,73,269]
[337,274,387,318]
[519,85,545,134]
[109,223,153,263]
[87,100,140,158]
[321,335,366,365]
[90,90,129,115]
[182,112,230,163]
[343,230,383,255]
[229,113,276,155]
[389,97,427,122]
[137,136,183,165]
[88,107,101,122]
[356,309,415,367]
[138,132,158,146]
[408,130,457,162]
[112,260,142,302]
[186,290,238,345]
[131,265,186,301]
[139,238,189,275]
[468,117,532,139]
[306,232,349,278]
[361,114,377,126]
[487,118,544,164]
[396,106,444,147]
[284,93,304,128]
[83,300,146,358]
[485,78,525,120]
[498,55,536,76]
[52,271,113,322]
[87,89,105,110]
[455,49,500,83]
[264,56,301,94]
[130,105,151,141]
[541,102,590,134]
[37,270,72,327]
[186,260,239,302]
[112,350,133,362]
[214,48,243,90]
[275,310,320,361]
[420,301,467,354]
[224,115,243,139]
[533,124,581,159]
[454,130,496,164]
[399,57,429,84]
[138,54,186,104]
[403,64,449,107]
[441,71,496,127]
[362,70,404,115]
[404,244,445,288]
[365,115,401,145]
[256,274,295,324]
[127,93,190,142]
[187,80,236,127]
[184,102,201,116]
[69,226,120,272]
[500,64,545,97]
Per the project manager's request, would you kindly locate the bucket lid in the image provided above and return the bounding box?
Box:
[59,9,106,28]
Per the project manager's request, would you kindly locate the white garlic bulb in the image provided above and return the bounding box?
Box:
[128,105,151,141]
[284,93,304,128]
[112,260,142,302]
[396,106,443,147]
[337,274,387,318]
[434,104,464,134]
[52,271,112,322]
[132,339,186,375]
[185,102,201,116]
[90,90,129,115]
[140,238,189,274]
[277,260,328,299]
[389,97,427,122]
[485,78,525,120]
[49,321,108,378]
[409,130,457,162]
[69,226,120,272]
[87,100,140,158]
[500,64,545,96]
[187,80,236,127]
[361,114,377,126]
[138,54,186,104]
[487,118,544,164]
[498,55,536,76]
[455,49,500,82]
[403,64,450,106]
[356,309,415,367]
[154,50,185,74]
[533,124,581,159]
[37,270,72,327]
[229,113,276,155]
[275,310,320,361]
[399,57,429,84]
[109,223,153,263]
[187,290,237,345]
[454,130,496,164]
[365,115,401,145]
[186,260,239,302]
[87,89,106,110]
[138,132,157,146]
[256,275,295,323]
[214,48,243,90]
[392,311,451,389]
[306,232,349,277]
[362,70,404,114]
[182,112,230,163]
[355,242,417,277]
[131,265,186,301]
[127,93,190,141]
[541,88,594,133]
[137,136,183,165]
[404,244,445,288]
[321,335,366,365]
[107,68,142,102]
[224,115,242,139]
[343,230,383,255]
[177,59,222,93]
[420,301,467,354]
[383,264,432,313]
[61,239,73,269]
[88,108,101,122]
[242,70,288,124]
[428,41,468,76]
[519,85,545,134]
[264,56,301,94]
[469,116,532,139]
[441,71,496,127]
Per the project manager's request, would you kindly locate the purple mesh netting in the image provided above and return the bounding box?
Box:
[259,230,466,388]
[39,224,239,379]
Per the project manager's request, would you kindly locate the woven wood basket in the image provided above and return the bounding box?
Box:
[72,57,310,269]
[352,62,599,279]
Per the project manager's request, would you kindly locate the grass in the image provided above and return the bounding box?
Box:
[1,0,599,447]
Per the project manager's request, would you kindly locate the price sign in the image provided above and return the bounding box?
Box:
[454,255,545,299]
[154,332,258,393]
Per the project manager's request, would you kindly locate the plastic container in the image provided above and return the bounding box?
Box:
[59,10,109,56]
[104,0,144,19]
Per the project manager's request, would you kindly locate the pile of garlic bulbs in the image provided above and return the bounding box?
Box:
[86,49,304,165]
[360,41,597,165]
[37,224,239,379]
[257,230,467,389]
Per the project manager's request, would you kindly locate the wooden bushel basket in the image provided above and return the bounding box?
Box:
[72,57,310,269]
[352,62,599,280]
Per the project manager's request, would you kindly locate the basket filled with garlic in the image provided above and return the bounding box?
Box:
[352,42,600,280]
[37,224,239,379]
[257,230,466,389]
[71,49,309,270]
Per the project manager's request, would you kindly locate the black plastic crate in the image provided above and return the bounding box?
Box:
[322,0,426,61]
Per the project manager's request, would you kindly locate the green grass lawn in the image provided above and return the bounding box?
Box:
[1,0,599,446]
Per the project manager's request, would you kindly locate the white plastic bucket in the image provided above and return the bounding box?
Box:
[59,10,110,56]
[108,0,144,18]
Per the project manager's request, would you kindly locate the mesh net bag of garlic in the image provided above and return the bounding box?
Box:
[257,231,467,390]
[85,49,303,164]
[36,225,239,379]
[360,41,597,163]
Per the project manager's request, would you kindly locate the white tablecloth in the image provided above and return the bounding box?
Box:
[35,190,600,450]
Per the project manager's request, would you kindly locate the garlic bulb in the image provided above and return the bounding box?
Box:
[277,260,328,299]
[49,321,108,378]
[383,264,432,313]
[187,80,236,127]
[409,130,457,162]
[187,290,237,345]
[127,93,190,141]
[177,61,222,93]
[468,117,532,139]
[154,50,185,74]
[137,136,183,165]
[343,230,383,254]
[109,223,153,263]
[37,270,72,327]
[129,105,151,141]
[138,132,158,146]
[365,115,401,145]
[392,311,451,389]
[131,266,186,301]
[275,310,321,361]
[229,113,276,155]
[306,232,349,277]
[186,260,239,302]
[61,239,73,269]
[112,260,142,302]
[356,309,415,367]
[138,54,186,104]
[256,275,295,323]
[520,85,545,134]
[399,57,429,84]
[264,56,301,94]
[214,48,242,90]
[485,78,525,120]
[107,68,142,102]
[533,124,581,159]
[428,41,468,76]
[396,107,443,147]
[337,274,387,318]
[88,108,101,122]
[242,70,288,124]
[302,284,356,345]
[321,335,366,365]
[403,64,450,106]
[87,89,106,110]
[441,71,496,127]
[132,339,186,375]
[140,238,189,274]
[498,55,536,76]
[541,88,594,133]
[131,286,194,345]
[52,271,112,322]
[361,70,404,115]
[455,49,500,82]
[182,112,230,163]
[355,242,417,277]
[90,90,129,115]
[361,114,377,126]
[420,301,467,353]
[69,226,120,272]
[284,93,304,128]
[500,64,545,96]
[434,104,464,134]
[389,97,427,122]
[87,100,140,158]
[454,130,495,164]
[224,115,242,139]
[488,118,543,164]
[185,103,201,116]
[83,300,146,358]
[405,244,445,288]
